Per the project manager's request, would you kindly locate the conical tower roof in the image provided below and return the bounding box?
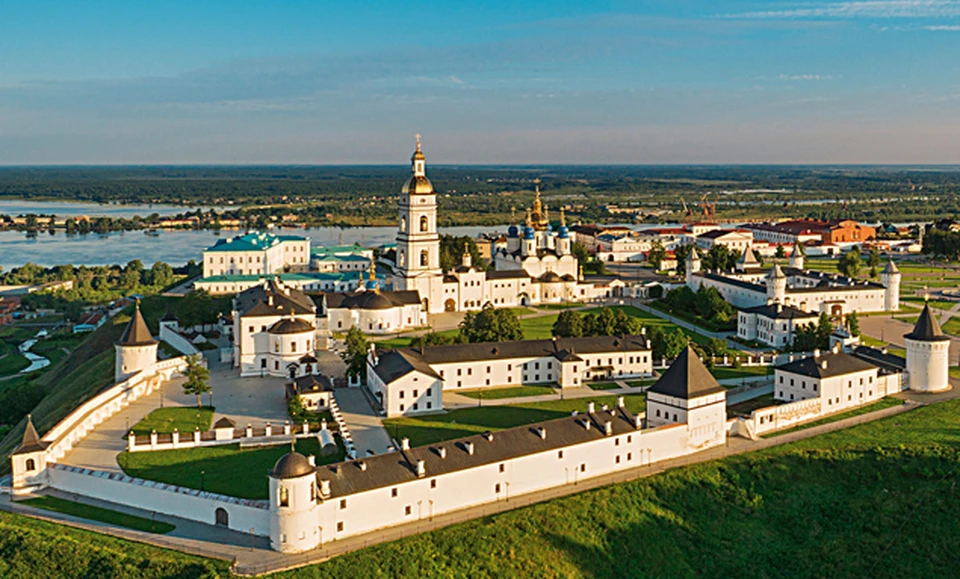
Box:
[738,246,759,266]
[767,263,786,279]
[883,258,899,275]
[117,302,157,347]
[647,346,725,399]
[904,304,950,342]
[12,414,48,455]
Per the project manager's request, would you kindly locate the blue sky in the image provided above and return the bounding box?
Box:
[2,0,959,164]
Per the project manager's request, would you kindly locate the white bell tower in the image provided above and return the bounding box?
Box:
[396,134,443,313]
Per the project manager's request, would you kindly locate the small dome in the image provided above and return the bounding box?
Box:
[402,175,434,195]
[359,292,395,310]
[268,317,314,335]
[270,451,314,479]
[508,225,519,238]
[523,227,535,240]
[364,279,379,291]
[540,271,561,283]
[561,273,576,282]
[558,226,570,239]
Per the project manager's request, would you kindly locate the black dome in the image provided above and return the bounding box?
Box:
[270,451,315,479]
[268,318,314,334]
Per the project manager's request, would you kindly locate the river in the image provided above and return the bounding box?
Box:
[0,199,215,219]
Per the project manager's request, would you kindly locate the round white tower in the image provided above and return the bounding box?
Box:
[788,241,804,270]
[269,450,321,553]
[115,301,158,382]
[905,304,951,393]
[881,258,901,312]
[766,262,787,304]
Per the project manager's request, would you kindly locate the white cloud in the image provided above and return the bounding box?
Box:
[779,73,836,80]
[925,24,960,29]
[729,1,960,19]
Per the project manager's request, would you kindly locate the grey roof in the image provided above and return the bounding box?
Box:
[738,246,759,266]
[268,317,315,334]
[117,304,157,347]
[393,335,650,367]
[319,403,641,497]
[485,269,534,281]
[776,351,879,379]
[292,374,334,392]
[698,229,745,240]
[695,271,765,293]
[852,346,906,373]
[904,304,950,342]
[647,346,725,399]
[322,290,420,311]
[270,452,315,480]
[767,263,786,280]
[741,303,818,320]
[882,258,899,274]
[12,415,48,455]
[372,350,443,383]
[236,279,315,318]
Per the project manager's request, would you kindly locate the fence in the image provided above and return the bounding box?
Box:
[127,420,340,453]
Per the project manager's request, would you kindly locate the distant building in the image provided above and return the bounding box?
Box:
[737,302,819,348]
[695,229,753,253]
[203,231,310,278]
[309,244,374,273]
[744,219,875,246]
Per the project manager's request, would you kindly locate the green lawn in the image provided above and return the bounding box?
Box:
[625,379,656,388]
[941,317,960,336]
[457,385,557,400]
[586,381,622,391]
[22,496,176,534]
[582,305,711,345]
[0,510,229,579]
[507,306,538,317]
[763,397,903,438]
[533,303,584,310]
[0,348,30,377]
[710,366,773,381]
[118,438,344,500]
[385,394,646,448]
[129,406,214,436]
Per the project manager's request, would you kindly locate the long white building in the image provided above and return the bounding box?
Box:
[366,334,653,417]
[203,231,310,278]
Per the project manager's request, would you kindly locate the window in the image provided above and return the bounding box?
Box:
[535,362,540,370]
[431,479,437,488]
[616,456,621,464]
[627,435,632,443]
[392,488,398,498]
[507,364,512,371]
[499,463,505,473]
[337,522,344,532]
[420,215,429,232]
[427,402,432,409]
[420,250,429,267]
[413,390,418,397]
[558,450,564,459]
[25,458,35,471]
[248,326,254,333]
[279,487,289,507]
[627,453,632,461]
[340,499,347,509]
[413,403,418,410]
[457,369,462,376]
[580,464,586,472]
[400,391,405,399]
[399,404,405,411]
[487,366,491,373]
[426,388,432,396]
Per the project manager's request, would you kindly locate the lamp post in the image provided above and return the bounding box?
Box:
[200,470,205,492]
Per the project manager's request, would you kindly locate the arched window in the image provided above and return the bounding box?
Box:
[400,216,406,232]
[420,250,429,267]
[398,251,405,267]
[420,215,429,232]
[25,458,35,471]
[215,507,229,527]
[279,487,289,507]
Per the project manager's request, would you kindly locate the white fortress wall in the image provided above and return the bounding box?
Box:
[158,323,202,356]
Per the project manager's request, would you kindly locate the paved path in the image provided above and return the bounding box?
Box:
[333,388,394,456]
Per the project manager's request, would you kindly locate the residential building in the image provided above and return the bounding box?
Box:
[203,231,310,278]
[737,303,819,348]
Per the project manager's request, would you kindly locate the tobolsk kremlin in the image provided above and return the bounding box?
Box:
[4,136,955,575]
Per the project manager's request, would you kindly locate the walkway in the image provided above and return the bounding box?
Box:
[333,388,394,456]
[5,389,948,576]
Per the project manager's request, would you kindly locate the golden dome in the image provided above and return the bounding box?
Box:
[402,175,434,195]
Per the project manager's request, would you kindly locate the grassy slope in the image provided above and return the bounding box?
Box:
[282,399,960,578]
[0,510,228,579]
[22,496,176,534]
[384,394,646,448]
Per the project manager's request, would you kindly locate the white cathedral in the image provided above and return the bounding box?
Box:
[394,137,619,314]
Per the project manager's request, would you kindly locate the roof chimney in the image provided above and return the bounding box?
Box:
[307,455,316,466]
[483,431,494,442]
[583,419,591,431]
[821,360,828,370]
[537,426,547,440]
[604,421,613,436]
[438,446,447,459]
[465,441,475,455]
[319,479,331,498]
[416,459,425,478]
[617,396,625,408]
[358,460,367,471]
[832,342,841,354]
[587,401,596,414]
[634,415,643,429]
[813,348,820,358]
[401,437,410,451]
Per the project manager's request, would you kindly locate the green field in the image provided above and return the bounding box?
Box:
[129,406,214,436]
[384,394,645,448]
[118,437,344,500]
[764,397,903,437]
[456,385,557,400]
[586,381,622,390]
[625,379,656,388]
[22,496,176,534]
[710,365,773,381]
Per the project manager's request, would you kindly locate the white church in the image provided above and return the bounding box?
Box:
[394,137,622,314]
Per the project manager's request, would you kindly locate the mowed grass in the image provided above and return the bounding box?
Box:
[129,406,214,436]
[0,510,229,579]
[587,381,623,390]
[118,438,344,500]
[456,385,557,400]
[710,365,773,381]
[763,397,904,438]
[941,317,960,336]
[22,496,176,534]
[279,398,960,578]
[385,394,646,448]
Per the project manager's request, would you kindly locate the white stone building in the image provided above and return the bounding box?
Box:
[232,279,321,378]
[203,231,310,278]
[319,276,425,335]
[366,334,653,417]
[737,302,819,349]
[774,345,902,409]
[195,272,364,296]
[695,229,753,253]
[393,137,619,314]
